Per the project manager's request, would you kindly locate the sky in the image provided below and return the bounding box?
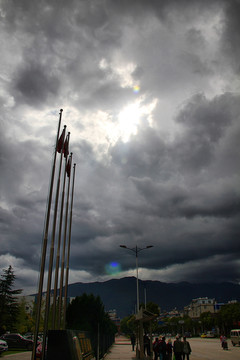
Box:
[0,0,240,295]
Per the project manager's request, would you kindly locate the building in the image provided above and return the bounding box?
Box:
[184,297,216,319]
[17,294,75,315]
[107,309,121,332]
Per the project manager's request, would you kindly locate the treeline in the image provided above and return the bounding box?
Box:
[159,304,240,336]
[120,301,240,337]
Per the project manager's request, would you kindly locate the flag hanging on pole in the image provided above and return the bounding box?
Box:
[63,136,69,158]
[57,129,65,153]
[66,157,71,177]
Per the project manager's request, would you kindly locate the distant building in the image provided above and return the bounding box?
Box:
[184,297,216,318]
[17,295,35,315]
[108,309,117,320]
[17,294,75,315]
[168,308,181,317]
[107,309,121,332]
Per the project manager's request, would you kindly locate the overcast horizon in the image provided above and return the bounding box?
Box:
[1,0,240,295]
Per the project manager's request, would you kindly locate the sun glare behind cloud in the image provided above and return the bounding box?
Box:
[114,98,158,143]
[118,102,142,142]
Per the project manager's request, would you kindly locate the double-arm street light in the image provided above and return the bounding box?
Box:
[119,245,153,313]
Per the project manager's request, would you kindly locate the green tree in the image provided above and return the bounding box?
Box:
[15,298,32,334]
[0,266,22,334]
[139,302,160,334]
[217,303,240,334]
[120,314,136,335]
[142,302,160,317]
[199,312,215,332]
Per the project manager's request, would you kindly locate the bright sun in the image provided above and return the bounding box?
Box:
[111,98,158,143]
[118,102,142,142]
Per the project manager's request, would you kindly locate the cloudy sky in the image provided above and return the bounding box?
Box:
[1,0,240,295]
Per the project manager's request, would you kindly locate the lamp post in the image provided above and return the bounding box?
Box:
[119,245,153,313]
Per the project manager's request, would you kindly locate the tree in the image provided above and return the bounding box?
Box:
[142,302,160,317]
[199,312,215,332]
[120,314,136,335]
[66,293,117,358]
[217,303,240,334]
[0,266,22,334]
[15,298,32,334]
[139,301,160,334]
[66,293,107,332]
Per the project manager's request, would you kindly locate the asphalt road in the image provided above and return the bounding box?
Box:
[188,338,240,360]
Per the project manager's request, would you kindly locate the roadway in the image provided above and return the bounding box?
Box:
[188,337,240,360]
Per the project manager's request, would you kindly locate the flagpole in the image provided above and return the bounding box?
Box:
[31,109,63,360]
[63,162,76,329]
[52,132,70,329]
[41,125,66,360]
[57,153,72,329]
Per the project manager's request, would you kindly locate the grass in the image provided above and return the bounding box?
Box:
[1,349,28,356]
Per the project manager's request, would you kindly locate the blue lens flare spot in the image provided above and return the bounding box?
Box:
[133,85,140,93]
[105,261,121,275]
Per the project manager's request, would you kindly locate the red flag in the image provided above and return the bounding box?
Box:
[57,129,64,153]
[66,158,71,177]
[63,137,69,158]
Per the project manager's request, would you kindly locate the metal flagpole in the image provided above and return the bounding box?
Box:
[52,132,70,329]
[57,154,72,329]
[41,125,66,360]
[31,109,63,360]
[63,163,76,329]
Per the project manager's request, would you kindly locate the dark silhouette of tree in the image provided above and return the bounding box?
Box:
[66,293,105,332]
[0,266,22,334]
[66,293,117,358]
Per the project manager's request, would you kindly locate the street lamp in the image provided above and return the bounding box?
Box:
[119,245,153,312]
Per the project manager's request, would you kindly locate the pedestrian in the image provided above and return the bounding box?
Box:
[153,337,160,360]
[221,335,228,350]
[159,336,167,360]
[220,334,224,348]
[130,333,136,351]
[182,337,191,360]
[166,339,173,360]
[144,334,150,356]
[173,336,183,360]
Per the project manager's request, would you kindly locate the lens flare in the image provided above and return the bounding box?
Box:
[133,85,140,93]
[105,261,121,275]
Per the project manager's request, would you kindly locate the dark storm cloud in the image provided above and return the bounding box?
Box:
[75,90,240,281]
[222,0,240,73]
[14,63,60,106]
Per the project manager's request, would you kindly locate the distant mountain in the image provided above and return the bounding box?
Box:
[64,277,240,318]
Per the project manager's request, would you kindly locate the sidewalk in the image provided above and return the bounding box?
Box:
[104,335,137,360]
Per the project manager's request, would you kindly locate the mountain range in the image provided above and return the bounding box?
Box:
[65,277,240,318]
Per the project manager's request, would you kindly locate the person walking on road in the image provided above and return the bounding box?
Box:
[221,335,228,350]
[144,334,150,356]
[182,337,191,360]
[166,338,173,360]
[130,333,136,351]
[159,336,167,360]
[153,337,160,360]
[173,336,183,360]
